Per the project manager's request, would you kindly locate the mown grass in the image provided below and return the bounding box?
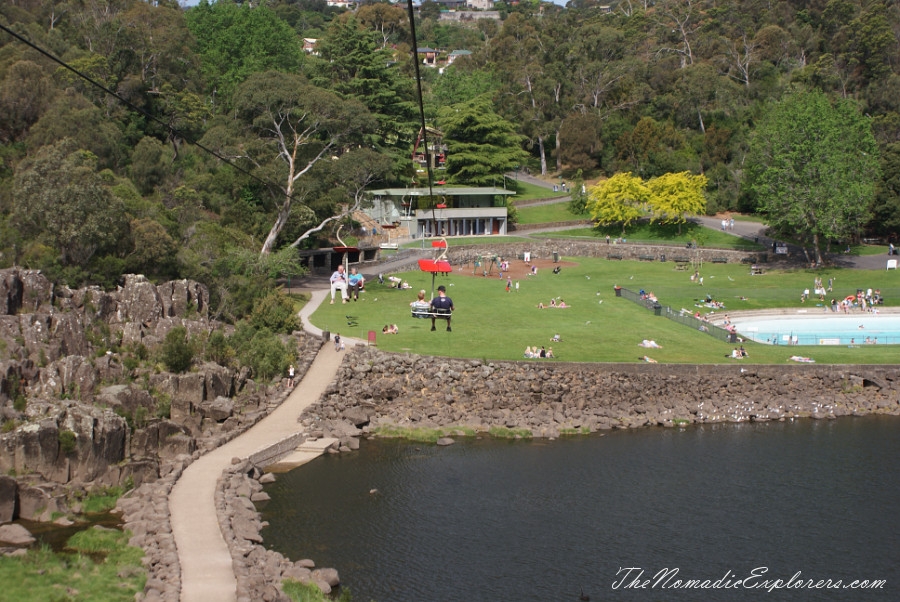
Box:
[515,202,589,225]
[510,179,567,201]
[311,256,900,364]
[0,529,145,601]
[540,221,764,250]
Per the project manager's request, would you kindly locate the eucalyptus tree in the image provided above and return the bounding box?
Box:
[185,0,303,102]
[231,71,375,255]
[12,138,127,267]
[746,89,880,264]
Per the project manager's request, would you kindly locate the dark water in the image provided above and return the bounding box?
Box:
[260,417,900,601]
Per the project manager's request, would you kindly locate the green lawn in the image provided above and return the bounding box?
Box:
[510,179,567,201]
[539,222,764,251]
[515,201,589,224]
[310,257,900,364]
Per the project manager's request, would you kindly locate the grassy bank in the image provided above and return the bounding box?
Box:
[0,527,145,601]
[311,256,899,364]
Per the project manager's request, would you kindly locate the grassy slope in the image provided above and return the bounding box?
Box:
[311,257,900,364]
[0,529,145,601]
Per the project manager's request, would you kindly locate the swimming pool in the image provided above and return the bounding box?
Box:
[732,313,900,345]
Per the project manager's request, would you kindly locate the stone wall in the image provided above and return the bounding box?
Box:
[304,348,900,438]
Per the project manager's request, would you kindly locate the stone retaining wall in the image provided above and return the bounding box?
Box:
[304,348,900,438]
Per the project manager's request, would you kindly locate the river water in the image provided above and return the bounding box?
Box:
[260,417,899,601]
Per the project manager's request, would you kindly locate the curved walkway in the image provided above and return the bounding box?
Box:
[170,289,353,602]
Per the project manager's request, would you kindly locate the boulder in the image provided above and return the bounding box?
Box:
[157,280,209,318]
[96,385,154,415]
[114,274,163,324]
[0,269,24,315]
[0,523,35,545]
[0,476,16,523]
[198,396,234,422]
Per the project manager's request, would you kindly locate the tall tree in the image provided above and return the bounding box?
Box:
[312,15,417,175]
[12,138,126,266]
[185,0,303,102]
[745,89,880,264]
[437,94,529,185]
[231,71,375,255]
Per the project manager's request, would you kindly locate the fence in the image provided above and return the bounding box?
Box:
[617,287,734,343]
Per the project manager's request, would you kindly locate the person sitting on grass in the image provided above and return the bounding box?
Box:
[382,324,399,334]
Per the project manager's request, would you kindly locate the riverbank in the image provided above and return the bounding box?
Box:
[304,348,900,439]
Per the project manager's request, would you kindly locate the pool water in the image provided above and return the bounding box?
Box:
[733,313,900,345]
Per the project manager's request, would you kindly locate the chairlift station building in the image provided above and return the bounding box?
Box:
[366,186,515,238]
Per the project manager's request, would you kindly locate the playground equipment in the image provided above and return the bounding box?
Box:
[473,253,499,277]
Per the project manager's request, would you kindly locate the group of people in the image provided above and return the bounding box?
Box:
[524,345,553,358]
[382,324,399,334]
[329,265,365,304]
[728,346,749,359]
[409,287,454,331]
[828,288,884,313]
[537,298,568,309]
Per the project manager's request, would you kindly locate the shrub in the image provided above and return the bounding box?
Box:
[250,291,300,334]
[58,429,77,455]
[231,323,294,382]
[161,326,193,373]
[205,329,233,366]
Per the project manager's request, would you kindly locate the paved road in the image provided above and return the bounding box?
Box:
[170,290,355,602]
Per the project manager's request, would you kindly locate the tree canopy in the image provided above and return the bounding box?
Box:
[746,89,880,263]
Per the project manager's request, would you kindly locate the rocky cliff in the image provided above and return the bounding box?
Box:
[0,268,309,524]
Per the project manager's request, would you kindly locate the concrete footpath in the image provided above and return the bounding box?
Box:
[170,289,355,602]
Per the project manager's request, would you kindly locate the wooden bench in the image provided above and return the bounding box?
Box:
[711,257,729,264]
[673,261,689,271]
[638,255,655,261]
[751,266,765,275]
[740,256,756,264]
[671,256,690,263]
[607,253,623,260]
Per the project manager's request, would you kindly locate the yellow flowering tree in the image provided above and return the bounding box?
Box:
[586,172,650,234]
[647,171,708,234]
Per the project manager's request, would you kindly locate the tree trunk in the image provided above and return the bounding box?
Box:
[260,192,291,256]
[555,125,562,173]
[538,135,547,176]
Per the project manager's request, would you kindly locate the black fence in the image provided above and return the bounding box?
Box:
[617,287,734,343]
